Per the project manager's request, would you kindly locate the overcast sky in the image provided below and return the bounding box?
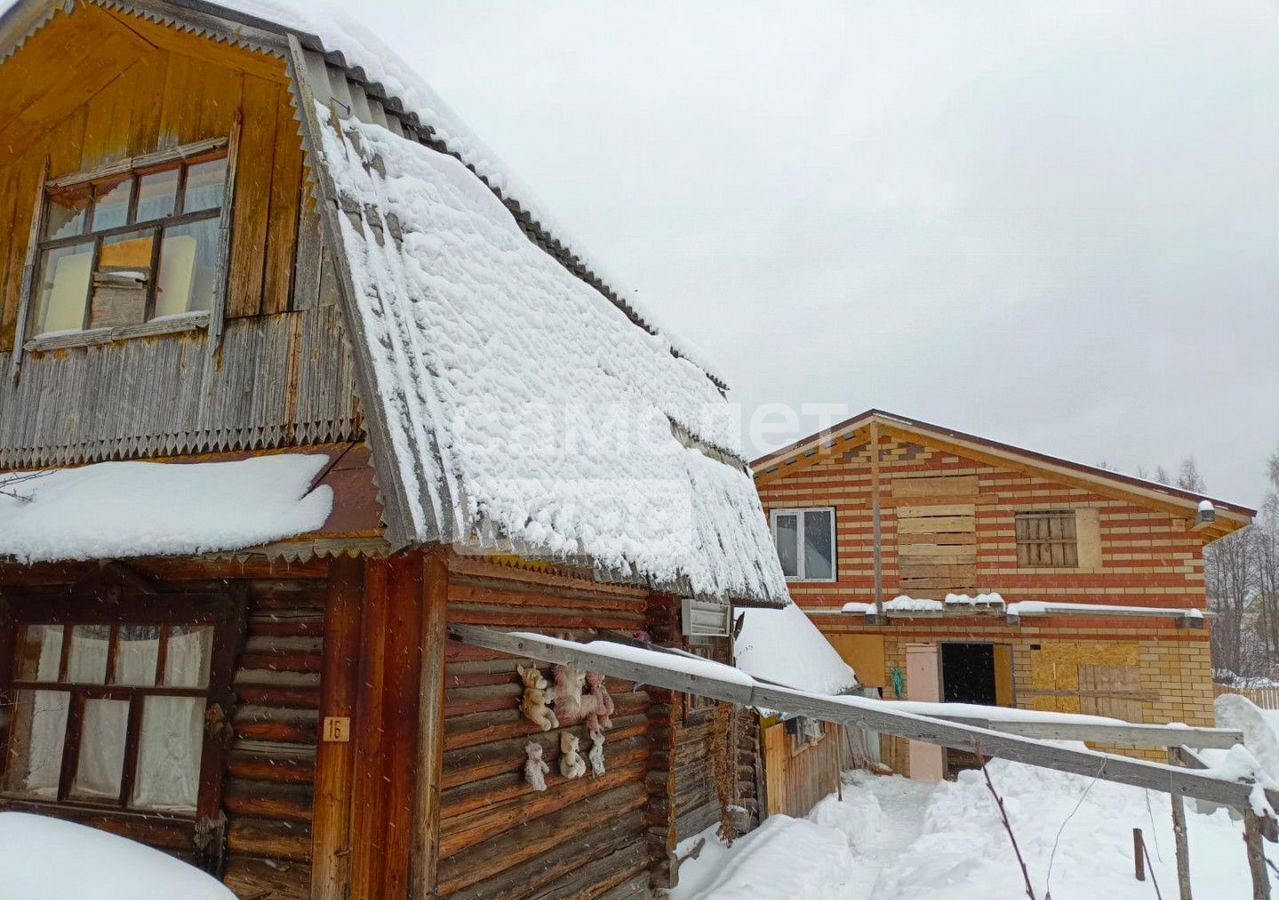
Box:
[359,1,1279,506]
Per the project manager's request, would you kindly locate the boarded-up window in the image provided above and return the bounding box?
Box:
[1015,510,1078,568]
[1078,665,1142,722]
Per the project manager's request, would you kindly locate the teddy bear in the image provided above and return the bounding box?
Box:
[517,664,559,732]
[524,741,550,791]
[588,729,606,777]
[584,671,614,732]
[553,663,589,724]
[559,731,587,779]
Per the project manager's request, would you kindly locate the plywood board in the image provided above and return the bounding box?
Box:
[826,634,885,688]
[897,516,975,535]
[891,475,979,499]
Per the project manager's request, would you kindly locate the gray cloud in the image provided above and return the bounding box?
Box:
[363,0,1278,505]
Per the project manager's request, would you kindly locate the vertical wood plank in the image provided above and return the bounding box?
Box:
[412,546,449,896]
[226,76,278,318]
[263,85,304,315]
[350,558,389,900]
[870,421,884,616]
[311,556,362,900]
[382,551,424,900]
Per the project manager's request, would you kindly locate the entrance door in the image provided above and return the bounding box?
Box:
[904,644,944,781]
[940,642,1014,773]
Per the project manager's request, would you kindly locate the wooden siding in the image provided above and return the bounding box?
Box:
[0,9,356,467]
[761,720,841,819]
[438,559,655,899]
[0,306,360,467]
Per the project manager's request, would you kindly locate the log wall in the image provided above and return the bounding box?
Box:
[437,558,656,900]
[222,576,327,900]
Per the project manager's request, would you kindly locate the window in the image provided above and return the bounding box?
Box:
[1015,510,1078,568]
[771,508,836,581]
[685,639,719,715]
[1,591,236,821]
[29,148,230,339]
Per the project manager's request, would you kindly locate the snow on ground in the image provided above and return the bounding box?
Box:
[0,812,236,900]
[675,764,1272,900]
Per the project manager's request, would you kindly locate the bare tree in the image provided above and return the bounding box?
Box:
[1176,457,1207,494]
[1208,525,1258,678]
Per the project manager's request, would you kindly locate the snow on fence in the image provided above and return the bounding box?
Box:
[1216,682,1279,711]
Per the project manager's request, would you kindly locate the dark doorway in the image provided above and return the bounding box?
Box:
[941,643,996,706]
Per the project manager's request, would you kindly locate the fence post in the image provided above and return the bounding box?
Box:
[1167,749,1194,900]
[1244,809,1272,900]
[1133,828,1146,882]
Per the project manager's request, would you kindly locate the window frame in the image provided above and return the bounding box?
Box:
[0,578,243,866]
[1014,509,1080,569]
[13,135,237,360]
[770,506,838,583]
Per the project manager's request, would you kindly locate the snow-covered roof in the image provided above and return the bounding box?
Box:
[0,0,788,602]
[190,0,724,385]
[735,603,857,695]
[0,455,333,563]
[308,96,784,602]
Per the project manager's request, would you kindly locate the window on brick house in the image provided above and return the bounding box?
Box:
[1015,510,1079,568]
[29,149,229,338]
[771,508,836,582]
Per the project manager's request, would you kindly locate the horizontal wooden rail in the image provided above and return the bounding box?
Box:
[449,625,1277,816]
[927,717,1243,750]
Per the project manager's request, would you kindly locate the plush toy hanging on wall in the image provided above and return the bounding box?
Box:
[553,663,589,724]
[517,665,560,732]
[559,731,587,779]
[584,671,614,732]
[524,741,550,791]
[588,729,606,777]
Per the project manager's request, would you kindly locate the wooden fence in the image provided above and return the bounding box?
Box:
[1214,683,1279,710]
[761,720,842,819]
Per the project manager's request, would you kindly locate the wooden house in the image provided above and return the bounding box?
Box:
[752,410,1255,776]
[0,2,790,898]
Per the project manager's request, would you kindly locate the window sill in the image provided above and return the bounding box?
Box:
[25,313,210,353]
[784,576,838,584]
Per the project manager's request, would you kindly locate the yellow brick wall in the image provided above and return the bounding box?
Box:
[821,617,1213,774]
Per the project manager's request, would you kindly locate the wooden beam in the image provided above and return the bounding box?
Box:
[310,556,361,900]
[349,558,389,900]
[381,551,424,900]
[869,421,884,619]
[929,717,1243,750]
[449,625,1279,813]
[284,34,420,548]
[1168,748,1194,900]
[412,546,449,895]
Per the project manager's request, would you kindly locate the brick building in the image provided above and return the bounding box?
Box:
[752,410,1255,775]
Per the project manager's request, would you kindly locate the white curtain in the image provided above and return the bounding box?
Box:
[18,627,69,796]
[64,626,124,799]
[11,625,207,811]
[132,628,209,811]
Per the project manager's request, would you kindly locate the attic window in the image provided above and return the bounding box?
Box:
[27,148,230,340]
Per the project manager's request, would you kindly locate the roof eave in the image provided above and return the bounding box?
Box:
[752,408,1257,525]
